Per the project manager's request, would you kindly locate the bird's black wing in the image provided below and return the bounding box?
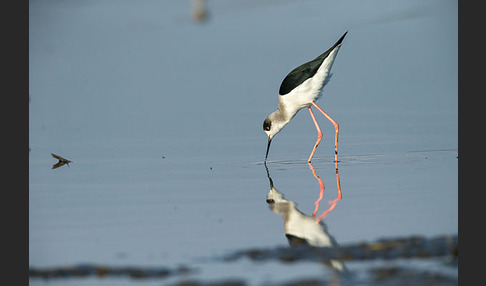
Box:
[279,32,347,96]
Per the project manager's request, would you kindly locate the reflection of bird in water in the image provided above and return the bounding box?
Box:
[263,32,347,163]
[51,153,72,169]
[264,163,346,273]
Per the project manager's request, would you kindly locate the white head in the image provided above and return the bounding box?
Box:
[263,111,289,161]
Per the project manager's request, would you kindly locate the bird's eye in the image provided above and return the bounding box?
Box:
[263,119,271,131]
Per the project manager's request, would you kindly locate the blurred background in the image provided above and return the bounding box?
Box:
[29,0,457,285]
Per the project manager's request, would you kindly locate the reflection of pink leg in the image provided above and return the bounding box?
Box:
[307,106,323,163]
[308,162,325,217]
[311,101,339,163]
[316,160,343,223]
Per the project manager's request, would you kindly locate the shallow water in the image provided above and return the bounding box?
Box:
[30,0,457,284]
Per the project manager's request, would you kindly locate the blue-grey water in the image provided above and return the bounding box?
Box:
[29,0,457,284]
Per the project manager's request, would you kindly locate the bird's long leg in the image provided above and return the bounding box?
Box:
[311,101,339,163]
[307,106,323,163]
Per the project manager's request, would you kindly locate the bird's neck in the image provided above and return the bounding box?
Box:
[276,98,299,123]
[271,108,292,127]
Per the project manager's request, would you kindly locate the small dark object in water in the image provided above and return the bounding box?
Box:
[51,153,72,169]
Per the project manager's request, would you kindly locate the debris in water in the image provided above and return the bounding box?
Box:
[51,153,72,169]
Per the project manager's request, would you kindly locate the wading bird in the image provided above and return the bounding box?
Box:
[263,32,347,163]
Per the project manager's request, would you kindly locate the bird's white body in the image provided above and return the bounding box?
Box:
[278,46,341,119]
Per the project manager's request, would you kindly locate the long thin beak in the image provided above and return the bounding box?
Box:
[265,137,272,162]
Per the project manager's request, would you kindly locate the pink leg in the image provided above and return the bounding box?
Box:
[307,106,323,163]
[311,101,339,163]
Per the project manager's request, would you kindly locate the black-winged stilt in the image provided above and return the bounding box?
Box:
[263,32,347,163]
